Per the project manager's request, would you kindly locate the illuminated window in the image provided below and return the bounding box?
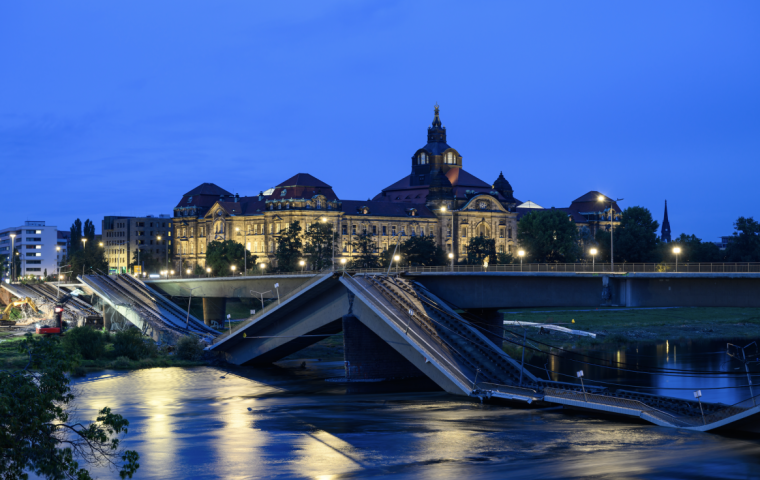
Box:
[419,152,427,164]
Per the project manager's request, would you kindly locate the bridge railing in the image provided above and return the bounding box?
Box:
[349,262,760,274]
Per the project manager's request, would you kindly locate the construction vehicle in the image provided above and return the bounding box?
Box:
[35,289,85,335]
[0,296,40,322]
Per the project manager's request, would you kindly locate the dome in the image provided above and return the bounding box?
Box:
[492,171,512,192]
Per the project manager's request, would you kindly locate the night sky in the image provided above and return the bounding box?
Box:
[2,1,758,241]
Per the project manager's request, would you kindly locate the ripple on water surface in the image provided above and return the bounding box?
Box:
[66,366,760,480]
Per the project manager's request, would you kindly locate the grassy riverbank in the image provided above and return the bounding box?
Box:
[0,329,207,371]
[502,306,760,350]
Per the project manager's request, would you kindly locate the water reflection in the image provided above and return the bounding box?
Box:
[66,358,760,479]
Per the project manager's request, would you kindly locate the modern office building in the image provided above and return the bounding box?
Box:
[0,221,60,281]
[102,215,172,274]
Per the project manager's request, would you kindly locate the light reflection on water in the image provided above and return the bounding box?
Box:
[68,354,760,479]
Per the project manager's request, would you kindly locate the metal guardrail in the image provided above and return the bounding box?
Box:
[351,263,760,274]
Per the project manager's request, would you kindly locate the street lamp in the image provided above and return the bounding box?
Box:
[598,195,624,272]
[299,259,305,273]
[231,265,236,276]
[440,205,454,260]
[590,248,598,272]
[518,249,525,271]
[186,268,191,275]
[81,238,88,277]
[673,246,681,272]
[157,235,168,272]
[393,254,400,274]
[170,270,175,277]
[340,258,347,272]
[448,252,454,272]
[8,233,15,282]
[206,267,211,278]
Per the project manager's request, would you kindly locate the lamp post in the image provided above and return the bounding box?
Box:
[448,252,454,272]
[393,254,400,274]
[673,246,681,272]
[340,258,346,272]
[518,250,525,271]
[299,259,305,273]
[170,270,175,278]
[206,267,211,278]
[597,195,624,272]
[81,238,88,277]
[9,233,15,282]
[441,205,454,262]
[56,246,61,280]
[236,227,247,276]
[157,235,168,273]
[230,265,236,276]
[186,268,191,276]
[590,248,598,272]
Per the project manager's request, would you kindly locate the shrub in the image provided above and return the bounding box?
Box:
[62,327,106,360]
[176,336,204,361]
[113,328,152,360]
[113,356,132,369]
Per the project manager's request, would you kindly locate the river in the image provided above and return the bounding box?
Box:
[69,340,760,479]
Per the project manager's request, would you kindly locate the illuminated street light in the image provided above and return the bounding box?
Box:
[231,265,236,276]
[340,257,347,273]
[206,267,211,278]
[299,259,305,273]
[590,248,598,272]
[186,268,191,275]
[393,254,400,274]
[673,246,681,272]
[598,195,624,272]
[518,250,525,272]
[448,252,454,272]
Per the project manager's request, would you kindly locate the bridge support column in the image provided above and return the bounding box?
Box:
[342,314,423,381]
[202,298,226,327]
[102,305,111,331]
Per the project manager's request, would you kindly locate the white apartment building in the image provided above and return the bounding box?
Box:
[0,221,60,281]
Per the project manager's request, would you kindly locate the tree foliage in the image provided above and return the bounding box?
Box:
[725,217,760,262]
[69,219,83,256]
[0,334,139,479]
[466,235,497,265]
[205,240,257,276]
[130,248,160,275]
[401,235,446,267]
[274,221,303,272]
[349,232,380,268]
[68,246,109,279]
[670,234,724,263]
[303,222,335,271]
[595,206,659,263]
[517,210,580,263]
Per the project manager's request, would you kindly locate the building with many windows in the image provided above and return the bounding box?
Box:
[0,221,60,280]
[102,215,172,273]
[171,106,622,270]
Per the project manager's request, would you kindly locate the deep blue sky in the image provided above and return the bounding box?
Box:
[2,1,758,240]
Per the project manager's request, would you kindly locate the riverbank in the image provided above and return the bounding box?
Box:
[0,330,207,371]
[501,306,760,349]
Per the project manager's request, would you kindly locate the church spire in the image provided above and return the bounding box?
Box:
[661,200,672,242]
[427,103,447,143]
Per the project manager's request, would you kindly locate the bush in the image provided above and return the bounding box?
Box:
[112,356,132,369]
[62,327,106,360]
[176,336,204,361]
[113,328,152,360]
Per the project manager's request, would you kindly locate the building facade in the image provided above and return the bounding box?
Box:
[171,106,622,271]
[102,215,172,273]
[0,221,60,280]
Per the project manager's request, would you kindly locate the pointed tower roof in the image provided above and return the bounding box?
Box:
[661,200,672,242]
[426,103,448,144]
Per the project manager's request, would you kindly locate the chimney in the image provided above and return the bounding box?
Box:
[259,191,263,201]
[235,193,239,203]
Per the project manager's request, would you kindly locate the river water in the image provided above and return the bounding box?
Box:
[69,341,760,479]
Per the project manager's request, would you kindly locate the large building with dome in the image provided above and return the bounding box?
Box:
[169,106,621,270]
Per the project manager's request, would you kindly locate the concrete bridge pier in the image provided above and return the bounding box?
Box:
[342,314,423,381]
[202,298,227,327]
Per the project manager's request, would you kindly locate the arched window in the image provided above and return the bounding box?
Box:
[419,152,427,164]
[446,152,455,164]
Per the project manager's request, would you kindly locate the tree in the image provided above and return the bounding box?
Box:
[274,221,303,272]
[193,264,205,276]
[130,248,160,274]
[517,210,580,263]
[670,234,724,263]
[349,232,380,268]
[0,334,139,479]
[402,235,446,266]
[83,219,96,246]
[496,252,514,264]
[206,240,257,276]
[578,225,597,259]
[69,245,109,278]
[69,219,83,256]
[303,221,335,271]
[596,206,659,263]
[466,235,497,265]
[725,217,760,262]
